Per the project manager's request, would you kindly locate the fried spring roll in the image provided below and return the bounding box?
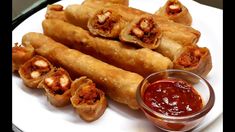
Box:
[38,68,72,107]
[64,2,120,29]
[119,14,162,49]
[70,76,107,121]
[45,4,67,22]
[22,32,144,109]
[82,0,129,6]
[42,19,173,77]
[173,46,212,77]
[155,37,212,77]
[18,55,54,88]
[65,4,96,29]
[156,37,183,60]
[87,8,126,38]
[155,0,192,26]
[12,43,34,72]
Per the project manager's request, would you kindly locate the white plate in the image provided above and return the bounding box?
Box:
[12,0,223,132]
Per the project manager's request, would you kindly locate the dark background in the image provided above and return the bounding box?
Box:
[194,0,223,9]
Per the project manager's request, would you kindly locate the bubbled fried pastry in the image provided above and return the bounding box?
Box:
[173,46,212,77]
[38,68,72,107]
[45,4,67,22]
[155,0,192,26]
[70,76,107,121]
[12,43,34,72]
[18,55,54,88]
[120,15,162,49]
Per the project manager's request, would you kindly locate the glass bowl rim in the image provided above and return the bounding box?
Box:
[136,69,215,121]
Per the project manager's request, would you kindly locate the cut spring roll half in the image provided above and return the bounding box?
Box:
[82,0,129,6]
[18,55,54,88]
[70,76,107,121]
[88,8,126,38]
[155,38,212,77]
[173,46,212,77]
[42,19,173,77]
[38,68,72,107]
[12,43,34,72]
[120,14,162,49]
[155,0,192,26]
[22,32,144,109]
[45,4,67,22]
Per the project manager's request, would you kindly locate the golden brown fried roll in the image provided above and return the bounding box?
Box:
[12,43,34,72]
[156,37,183,60]
[65,3,199,45]
[45,4,67,22]
[155,0,192,26]
[38,68,72,107]
[119,14,162,49]
[70,76,107,121]
[18,55,54,88]
[155,38,212,77]
[22,32,144,109]
[42,19,173,77]
[65,4,96,29]
[173,46,212,77]
[87,8,126,38]
[82,0,129,6]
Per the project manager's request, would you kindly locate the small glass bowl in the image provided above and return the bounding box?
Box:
[136,69,215,132]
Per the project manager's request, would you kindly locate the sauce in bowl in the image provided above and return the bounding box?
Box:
[143,78,203,116]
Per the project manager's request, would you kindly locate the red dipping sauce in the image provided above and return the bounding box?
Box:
[143,78,203,116]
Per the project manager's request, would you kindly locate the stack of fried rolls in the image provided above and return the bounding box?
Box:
[22,32,144,109]
[46,2,200,47]
[42,19,211,77]
[68,2,199,45]
[42,19,173,77]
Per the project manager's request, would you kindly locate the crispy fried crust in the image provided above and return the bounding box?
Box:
[119,14,162,49]
[38,68,72,107]
[88,8,126,38]
[173,46,212,77]
[42,19,173,77]
[155,0,192,26]
[45,4,67,22]
[70,76,107,121]
[18,55,54,88]
[12,43,34,72]
[82,0,129,6]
